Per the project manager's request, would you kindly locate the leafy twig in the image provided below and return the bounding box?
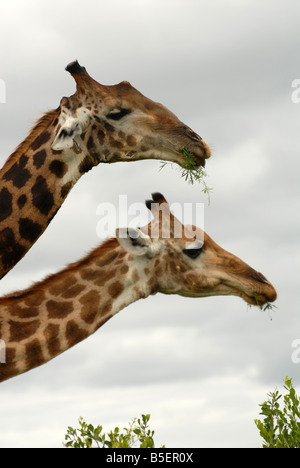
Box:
[252,292,278,313]
[254,376,300,448]
[160,146,213,203]
[64,414,164,448]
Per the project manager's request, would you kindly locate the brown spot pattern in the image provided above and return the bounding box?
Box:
[126,135,137,147]
[49,275,76,296]
[17,194,27,209]
[30,130,51,150]
[0,347,17,382]
[4,347,16,366]
[44,323,61,356]
[18,217,43,243]
[7,303,39,319]
[46,299,74,319]
[96,251,118,267]
[0,227,26,270]
[3,154,31,189]
[0,188,12,222]
[120,264,129,274]
[24,291,45,307]
[79,290,99,324]
[93,269,116,287]
[108,281,124,299]
[97,129,105,145]
[109,136,123,149]
[80,268,98,281]
[31,176,54,215]
[33,149,47,169]
[65,320,89,348]
[61,182,73,199]
[25,339,44,370]
[49,160,68,178]
[131,269,139,282]
[79,156,94,174]
[61,283,86,299]
[87,136,95,150]
[104,122,115,132]
[9,319,40,342]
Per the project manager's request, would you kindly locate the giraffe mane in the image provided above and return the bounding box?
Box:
[1,108,60,171]
[0,237,119,305]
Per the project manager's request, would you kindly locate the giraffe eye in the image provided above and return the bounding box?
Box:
[106,108,131,121]
[183,247,203,259]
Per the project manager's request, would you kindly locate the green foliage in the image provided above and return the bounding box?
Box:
[247,292,277,320]
[64,414,164,448]
[160,146,212,202]
[252,292,277,313]
[255,376,300,448]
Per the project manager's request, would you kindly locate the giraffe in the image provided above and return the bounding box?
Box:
[0,192,276,383]
[0,61,211,280]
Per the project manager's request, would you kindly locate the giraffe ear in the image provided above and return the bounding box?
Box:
[116,228,154,257]
[51,106,91,151]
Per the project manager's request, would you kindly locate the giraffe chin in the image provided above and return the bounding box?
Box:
[192,142,211,166]
[194,155,206,167]
[177,286,276,306]
[239,291,274,306]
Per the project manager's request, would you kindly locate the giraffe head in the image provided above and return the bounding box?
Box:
[52,61,211,168]
[117,193,277,306]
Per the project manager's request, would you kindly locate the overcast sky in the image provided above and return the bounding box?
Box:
[0,0,300,448]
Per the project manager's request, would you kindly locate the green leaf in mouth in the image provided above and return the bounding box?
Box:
[160,146,213,203]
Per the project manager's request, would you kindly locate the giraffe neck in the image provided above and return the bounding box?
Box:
[0,109,95,280]
[0,238,154,383]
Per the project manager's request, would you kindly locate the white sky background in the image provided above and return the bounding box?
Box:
[0,0,299,448]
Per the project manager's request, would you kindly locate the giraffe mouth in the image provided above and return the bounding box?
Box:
[240,291,266,306]
[191,141,211,167]
[237,288,277,307]
[177,146,208,169]
[178,152,206,168]
[221,271,277,306]
[193,155,206,167]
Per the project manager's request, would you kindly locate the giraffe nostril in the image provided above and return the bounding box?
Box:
[251,271,269,285]
[186,127,202,142]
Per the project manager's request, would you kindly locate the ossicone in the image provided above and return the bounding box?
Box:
[65,60,87,76]
[145,192,168,210]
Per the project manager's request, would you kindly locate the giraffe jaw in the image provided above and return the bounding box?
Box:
[171,284,276,307]
[136,147,207,169]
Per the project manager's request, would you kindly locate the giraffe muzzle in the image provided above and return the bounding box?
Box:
[192,140,212,165]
